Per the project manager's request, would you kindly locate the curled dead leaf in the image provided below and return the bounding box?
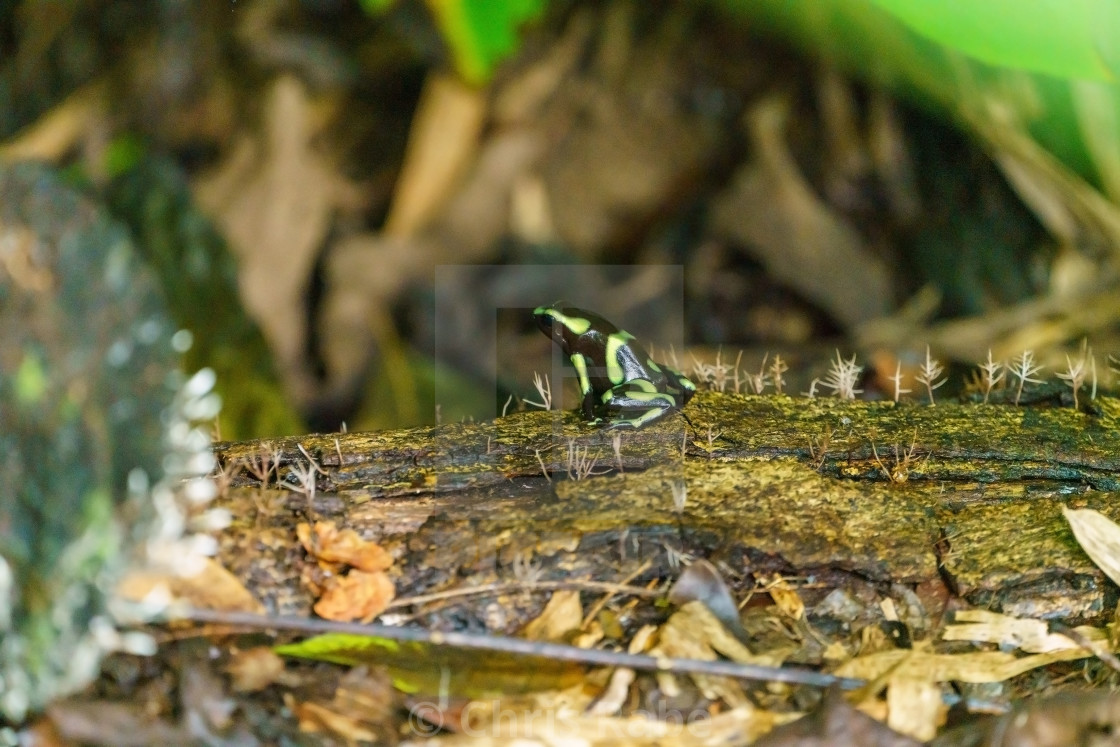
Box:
[296,520,393,572]
[313,570,395,623]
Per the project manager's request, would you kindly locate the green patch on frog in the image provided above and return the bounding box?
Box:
[533,302,695,429]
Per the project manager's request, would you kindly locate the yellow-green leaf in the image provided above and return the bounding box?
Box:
[276,633,583,697]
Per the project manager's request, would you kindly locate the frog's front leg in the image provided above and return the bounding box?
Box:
[594,379,681,429]
[567,352,600,420]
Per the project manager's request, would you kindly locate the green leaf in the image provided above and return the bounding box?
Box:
[868,0,1118,81]
[276,633,583,697]
[426,0,545,84]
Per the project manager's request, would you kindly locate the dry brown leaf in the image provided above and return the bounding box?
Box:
[628,624,658,655]
[1063,506,1120,587]
[296,520,393,572]
[116,558,264,613]
[655,604,747,707]
[711,96,893,329]
[858,286,1120,365]
[194,74,365,404]
[822,640,852,664]
[274,666,395,740]
[943,609,1108,654]
[668,559,750,642]
[571,617,606,649]
[319,130,543,398]
[313,570,395,623]
[284,693,378,744]
[585,667,635,717]
[836,646,1093,684]
[331,666,398,731]
[984,112,1120,260]
[521,589,583,642]
[654,600,789,708]
[766,575,805,621]
[227,647,286,693]
[886,675,945,743]
[442,702,789,747]
[660,601,789,668]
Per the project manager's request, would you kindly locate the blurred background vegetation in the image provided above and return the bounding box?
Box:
[5,0,1120,439]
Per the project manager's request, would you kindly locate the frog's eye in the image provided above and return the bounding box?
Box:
[533,308,556,337]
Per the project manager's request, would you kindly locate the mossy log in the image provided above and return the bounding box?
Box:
[213,392,1120,629]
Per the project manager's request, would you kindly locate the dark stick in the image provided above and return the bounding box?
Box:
[177,608,865,690]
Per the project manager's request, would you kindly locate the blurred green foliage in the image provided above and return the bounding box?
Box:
[363,0,545,84]
[430,0,546,84]
[733,0,1120,212]
[869,0,1120,82]
[394,0,1120,213]
[105,154,304,440]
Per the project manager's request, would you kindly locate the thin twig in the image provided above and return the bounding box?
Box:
[178,608,866,690]
[534,449,552,484]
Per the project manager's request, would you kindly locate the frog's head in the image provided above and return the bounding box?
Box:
[533,303,560,340]
[533,302,591,349]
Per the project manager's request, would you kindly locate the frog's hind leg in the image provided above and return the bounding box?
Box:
[597,385,679,429]
[606,406,673,429]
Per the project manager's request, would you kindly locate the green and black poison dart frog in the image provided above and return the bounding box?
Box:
[533,302,696,428]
